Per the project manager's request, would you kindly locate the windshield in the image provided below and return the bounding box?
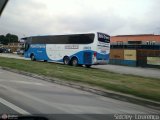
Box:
[24,43,30,51]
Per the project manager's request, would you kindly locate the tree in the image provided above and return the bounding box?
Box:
[0,35,6,45]
[0,33,19,45]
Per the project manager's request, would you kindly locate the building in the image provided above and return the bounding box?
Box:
[111,34,160,45]
[110,34,160,67]
[3,42,24,52]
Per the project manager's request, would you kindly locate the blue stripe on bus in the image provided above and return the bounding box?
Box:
[96,52,109,60]
[56,50,93,64]
[56,50,109,64]
[24,47,109,64]
[24,44,51,61]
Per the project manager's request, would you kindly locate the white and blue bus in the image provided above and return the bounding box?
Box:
[23,32,110,67]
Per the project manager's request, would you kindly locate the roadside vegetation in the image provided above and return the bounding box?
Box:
[0,57,160,102]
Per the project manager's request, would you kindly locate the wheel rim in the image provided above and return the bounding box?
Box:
[64,58,69,65]
[72,59,78,66]
[64,59,68,64]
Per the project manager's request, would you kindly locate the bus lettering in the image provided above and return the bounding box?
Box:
[31,44,45,49]
[65,45,79,49]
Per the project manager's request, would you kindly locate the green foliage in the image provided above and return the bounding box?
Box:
[0,33,18,45]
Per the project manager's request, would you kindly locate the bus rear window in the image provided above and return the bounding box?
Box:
[98,33,110,43]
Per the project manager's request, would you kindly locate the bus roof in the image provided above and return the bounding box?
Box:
[21,32,110,40]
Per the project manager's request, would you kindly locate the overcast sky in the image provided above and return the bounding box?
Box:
[0,0,160,38]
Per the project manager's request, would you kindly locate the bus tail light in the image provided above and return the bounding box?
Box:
[93,52,97,57]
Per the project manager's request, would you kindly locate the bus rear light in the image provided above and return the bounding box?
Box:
[93,52,97,57]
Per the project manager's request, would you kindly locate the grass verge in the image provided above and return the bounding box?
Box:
[0,57,160,102]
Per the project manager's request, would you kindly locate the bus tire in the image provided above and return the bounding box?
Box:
[85,65,91,68]
[31,54,36,61]
[71,57,78,67]
[63,56,70,65]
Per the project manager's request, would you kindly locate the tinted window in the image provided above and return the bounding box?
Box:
[24,43,30,51]
[23,37,32,51]
[98,33,110,43]
[128,41,142,44]
[31,34,95,44]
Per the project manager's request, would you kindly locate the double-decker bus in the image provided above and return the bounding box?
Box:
[23,32,110,67]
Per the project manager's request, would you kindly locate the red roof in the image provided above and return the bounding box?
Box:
[111,34,160,43]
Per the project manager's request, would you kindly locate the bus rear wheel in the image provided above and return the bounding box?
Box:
[63,57,70,65]
[71,57,78,67]
[31,54,36,61]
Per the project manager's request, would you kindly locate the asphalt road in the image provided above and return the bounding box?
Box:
[0,53,160,79]
[0,69,159,119]
[0,102,18,114]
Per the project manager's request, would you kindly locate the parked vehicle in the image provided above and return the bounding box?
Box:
[17,48,24,55]
[0,48,10,53]
[0,48,3,53]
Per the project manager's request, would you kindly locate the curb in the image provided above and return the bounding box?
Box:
[1,67,160,111]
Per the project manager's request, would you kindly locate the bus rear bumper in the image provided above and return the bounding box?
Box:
[93,60,109,65]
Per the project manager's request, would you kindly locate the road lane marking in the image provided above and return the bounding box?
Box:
[0,85,100,120]
[0,97,31,115]
[0,84,115,114]
[0,83,158,114]
[0,84,152,114]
